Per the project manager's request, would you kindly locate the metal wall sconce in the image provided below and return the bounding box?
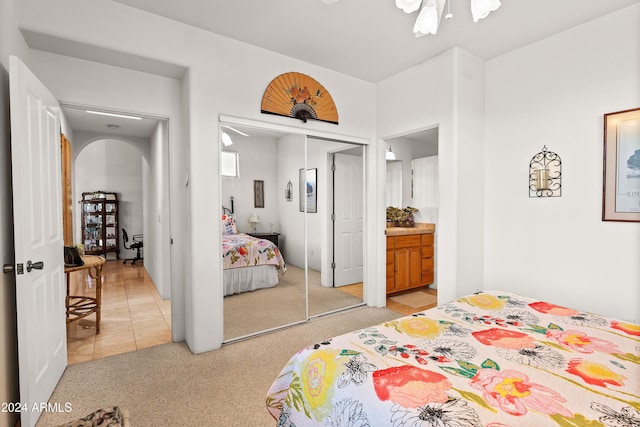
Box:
[529,145,561,197]
[284,180,293,201]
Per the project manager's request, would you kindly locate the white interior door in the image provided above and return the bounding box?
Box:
[333,152,363,286]
[412,156,439,208]
[385,161,403,208]
[9,55,67,427]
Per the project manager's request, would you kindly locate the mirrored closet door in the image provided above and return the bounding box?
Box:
[220,121,365,341]
[306,138,365,318]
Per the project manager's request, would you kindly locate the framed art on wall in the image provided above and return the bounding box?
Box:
[299,168,317,213]
[254,180,264,208]
[603,107,640,222]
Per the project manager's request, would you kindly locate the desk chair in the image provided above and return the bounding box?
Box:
[122,228,143,265]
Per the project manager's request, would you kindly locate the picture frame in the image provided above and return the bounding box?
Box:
[299,168,317,213]
[603,108,640,222]
[254,180,264,208]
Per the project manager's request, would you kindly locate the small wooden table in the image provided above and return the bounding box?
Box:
[247,232,280,247]
[65,255,106,334]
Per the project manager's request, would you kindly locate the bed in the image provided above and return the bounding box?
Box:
[222,215,286,296]
[266,290,639,426]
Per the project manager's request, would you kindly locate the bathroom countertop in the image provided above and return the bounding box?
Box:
[385,223,435,236]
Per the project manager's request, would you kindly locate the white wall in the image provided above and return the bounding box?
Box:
[144,121,172,299]
[277,134,307,268]
[221,134,280,234]
[484,4,640,322]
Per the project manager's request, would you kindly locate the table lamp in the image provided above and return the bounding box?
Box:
[248,213,260,233]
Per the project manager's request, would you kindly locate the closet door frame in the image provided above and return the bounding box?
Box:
[219,115,372,341]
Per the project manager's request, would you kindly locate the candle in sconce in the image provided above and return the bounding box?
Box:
[535,167,549,190]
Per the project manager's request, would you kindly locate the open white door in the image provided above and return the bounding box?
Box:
[9,55,66,427]
[333,152,364,287]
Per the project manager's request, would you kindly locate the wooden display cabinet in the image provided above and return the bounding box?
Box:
[81,191,119,258]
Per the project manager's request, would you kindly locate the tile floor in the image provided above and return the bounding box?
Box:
[338,283,438,316]
[66,260,171,364]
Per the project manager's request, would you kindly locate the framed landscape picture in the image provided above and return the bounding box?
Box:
[299,168,317,213]
[603,108,640,222]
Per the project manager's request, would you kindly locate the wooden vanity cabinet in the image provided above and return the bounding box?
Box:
[386,232,435,294]
[421,233,435,285]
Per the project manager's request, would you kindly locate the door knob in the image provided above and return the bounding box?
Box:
[26,260,44,272]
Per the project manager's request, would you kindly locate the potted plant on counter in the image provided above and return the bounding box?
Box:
[386,206,418,228]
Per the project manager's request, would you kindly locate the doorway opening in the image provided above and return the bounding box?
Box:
[384,127,439,306]
[61,104,173,363]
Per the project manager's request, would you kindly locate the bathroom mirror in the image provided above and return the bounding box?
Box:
[385,127,439,223]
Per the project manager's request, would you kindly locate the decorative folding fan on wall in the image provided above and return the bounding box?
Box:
[261,72,338,124]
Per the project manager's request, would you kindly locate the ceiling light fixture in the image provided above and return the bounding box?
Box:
[86,110,142,120]
[413,0,442,36]
[221,131,233,146]
[386,146,396,161]
[445,0,453,19]
[396,0,501,36]
[221,125,250,137]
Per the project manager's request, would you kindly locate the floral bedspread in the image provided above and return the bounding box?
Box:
[266,290,640,426]
[222,233,286,274]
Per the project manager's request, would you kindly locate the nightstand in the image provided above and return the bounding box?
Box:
[248,232,280,247]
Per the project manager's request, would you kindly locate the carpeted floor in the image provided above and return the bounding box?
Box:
[37,306,399,427]
[54,406,128,427]
[224,265,363,340]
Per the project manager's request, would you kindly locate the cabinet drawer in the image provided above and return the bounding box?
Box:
[395,235,421,248]
[422,257,434,270]
[421,270,434,285]
[421,233,434,246]
[422,245,434,258]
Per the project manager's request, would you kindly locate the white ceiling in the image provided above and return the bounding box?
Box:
[114,0,638,83]
[61,105,161,138]
[46,0,638,138]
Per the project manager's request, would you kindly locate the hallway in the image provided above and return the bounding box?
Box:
[66,260,171,364]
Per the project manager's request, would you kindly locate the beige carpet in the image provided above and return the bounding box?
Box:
[55,406,129,427]
[224,265,363,340]
[390,290,437,308]
[36,306,399,427]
